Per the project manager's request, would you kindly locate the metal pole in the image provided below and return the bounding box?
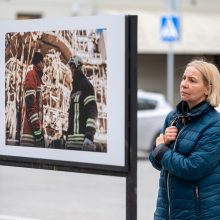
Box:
[125,15,137,220]
[166,0,178,107]
[167,42,174,106]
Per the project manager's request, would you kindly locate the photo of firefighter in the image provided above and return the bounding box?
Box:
[66,55,98,151]
[20,51,45,147]
[5,29,107,152]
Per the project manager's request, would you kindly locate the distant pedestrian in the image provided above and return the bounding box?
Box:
[150,58,220,219]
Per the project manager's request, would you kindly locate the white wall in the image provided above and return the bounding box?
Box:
[1,0,220,21]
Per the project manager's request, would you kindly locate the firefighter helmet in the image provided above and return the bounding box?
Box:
[68,55,83,69]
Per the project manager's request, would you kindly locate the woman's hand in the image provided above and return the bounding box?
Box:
[156,133,165,145]
[156,126,178,146]
[163,126,178,144]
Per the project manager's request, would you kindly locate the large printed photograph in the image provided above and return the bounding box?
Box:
[5,29,107,152]
[0,16,125,167]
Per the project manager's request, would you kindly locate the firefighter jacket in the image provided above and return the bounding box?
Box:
[66,70,97,148]
[20,66,43,147]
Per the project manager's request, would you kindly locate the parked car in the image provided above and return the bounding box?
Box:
[137,90,173,154]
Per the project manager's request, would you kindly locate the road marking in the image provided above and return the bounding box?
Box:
[0,215,42,220]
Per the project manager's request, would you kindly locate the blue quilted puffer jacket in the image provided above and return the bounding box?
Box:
[149,101,220,220]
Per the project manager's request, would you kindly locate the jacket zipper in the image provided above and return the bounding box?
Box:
[167,121,186,220]
[195,185,200,217]
[167,172,171,220]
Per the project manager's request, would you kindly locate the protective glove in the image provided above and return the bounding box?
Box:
[34,129,44,147]
[82,137,95,151]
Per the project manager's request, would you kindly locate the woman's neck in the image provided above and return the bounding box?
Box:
[188,100,206,110]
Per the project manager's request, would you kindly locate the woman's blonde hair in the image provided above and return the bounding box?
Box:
[187,58,220,107]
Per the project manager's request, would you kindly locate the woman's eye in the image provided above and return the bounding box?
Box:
[190,78,196,83]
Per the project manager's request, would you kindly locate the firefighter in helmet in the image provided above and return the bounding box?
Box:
[66,55,98,151]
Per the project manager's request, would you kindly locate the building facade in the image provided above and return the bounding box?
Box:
[1,0,220,106]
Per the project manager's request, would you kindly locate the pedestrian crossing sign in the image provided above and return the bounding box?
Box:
[160,15,180,42]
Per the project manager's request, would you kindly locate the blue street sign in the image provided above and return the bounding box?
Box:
[160,15,180,42]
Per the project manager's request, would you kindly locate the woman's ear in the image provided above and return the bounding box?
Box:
[205,84,212,96]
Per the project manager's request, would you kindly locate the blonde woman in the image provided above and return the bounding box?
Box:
[150,58,220,220]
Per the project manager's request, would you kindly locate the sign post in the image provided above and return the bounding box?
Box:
[125,15,137,220]
[160,14,180,106]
